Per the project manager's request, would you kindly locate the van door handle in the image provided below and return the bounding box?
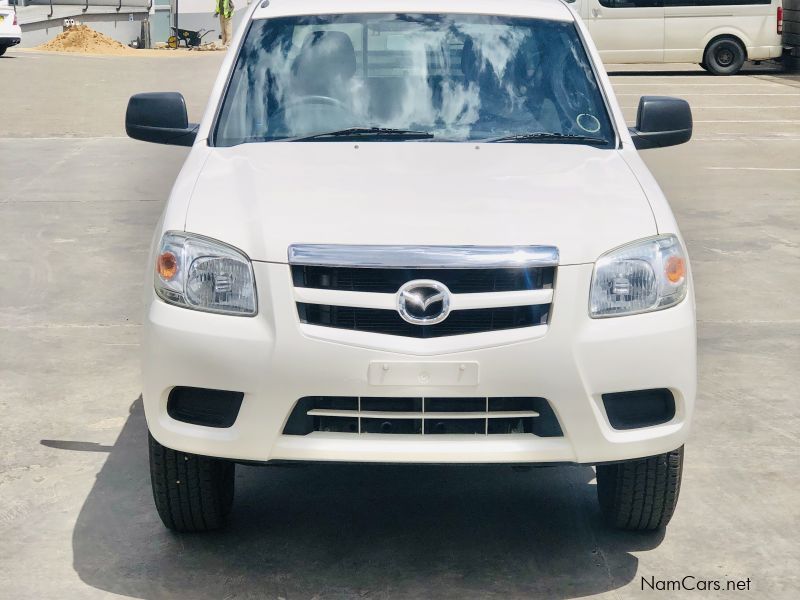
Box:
[592,8,601,17]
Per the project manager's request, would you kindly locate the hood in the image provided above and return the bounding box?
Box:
[184,143,656,265]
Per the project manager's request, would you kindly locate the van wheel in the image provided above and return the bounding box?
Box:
[596,446,684,531]
[703,38,746,75]
[148,432,235,532]
[0,47,7,57]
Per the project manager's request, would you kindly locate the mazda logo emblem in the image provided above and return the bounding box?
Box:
[397,280,451,325]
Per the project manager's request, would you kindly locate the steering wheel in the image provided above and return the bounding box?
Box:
[274,95,350,115]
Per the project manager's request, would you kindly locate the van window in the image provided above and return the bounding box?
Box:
[213,13,615,146]
[662,0,769,5]
[598,0,663,7]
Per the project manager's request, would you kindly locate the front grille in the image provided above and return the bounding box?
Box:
[291,265,555,294]
[297,303,549,338]
[283,396,563,437]
[289,245,558,338]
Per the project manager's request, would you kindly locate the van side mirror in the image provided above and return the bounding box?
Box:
[629,96,692,150]
[125,92,198,147]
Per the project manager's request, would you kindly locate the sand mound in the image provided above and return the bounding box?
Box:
[189,42,227,51]
[37,25,137,55]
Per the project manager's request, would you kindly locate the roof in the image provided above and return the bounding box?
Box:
[16,5,148,26]
[252,0,574,23]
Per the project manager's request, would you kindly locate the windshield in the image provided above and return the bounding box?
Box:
[213,13,615,146]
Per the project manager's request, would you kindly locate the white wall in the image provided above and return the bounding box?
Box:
[163,0,249,44]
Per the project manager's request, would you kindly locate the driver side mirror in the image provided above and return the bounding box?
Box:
[125,92,198,147]
[629,96,692,150]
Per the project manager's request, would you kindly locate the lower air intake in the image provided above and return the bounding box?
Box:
[602,388,676,430]
[283,396,563,437]
[167,387,244,428]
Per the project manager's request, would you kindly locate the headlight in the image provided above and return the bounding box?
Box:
[154,232,257,316]
[590,234,688,318]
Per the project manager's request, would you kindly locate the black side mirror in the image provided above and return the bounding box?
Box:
[125,92,198,147]
[629,96,692,150]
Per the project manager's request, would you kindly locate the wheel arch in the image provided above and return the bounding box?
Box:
[702,30,751,60]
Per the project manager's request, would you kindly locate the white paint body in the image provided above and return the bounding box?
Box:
[571,0,783,63]
[0,4,22,49]
[143,0,697,464]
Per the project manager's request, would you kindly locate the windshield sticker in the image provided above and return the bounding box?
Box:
[577,113,601,133]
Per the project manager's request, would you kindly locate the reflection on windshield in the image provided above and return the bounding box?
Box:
[214,13,614,146]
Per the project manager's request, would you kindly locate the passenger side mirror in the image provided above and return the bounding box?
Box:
[125,92,198,147]
[628,96,692,150]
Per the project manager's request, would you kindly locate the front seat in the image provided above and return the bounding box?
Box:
[291,30,357,100]
[461,35,512,117]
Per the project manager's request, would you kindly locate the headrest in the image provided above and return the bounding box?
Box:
[292,30,357,89]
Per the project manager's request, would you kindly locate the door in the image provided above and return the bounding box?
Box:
[585,0,665,63]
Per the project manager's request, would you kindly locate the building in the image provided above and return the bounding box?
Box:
[8,0,248,48]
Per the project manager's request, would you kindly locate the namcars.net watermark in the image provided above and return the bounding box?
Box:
[642,576,752,592]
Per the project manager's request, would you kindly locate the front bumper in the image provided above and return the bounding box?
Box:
[143,262,696,464]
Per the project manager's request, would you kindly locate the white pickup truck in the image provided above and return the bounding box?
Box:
[127,0,696,534]
[0,2,21,56]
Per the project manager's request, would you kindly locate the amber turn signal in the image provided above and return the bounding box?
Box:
[157,251,179,281]
[665,255,686,284]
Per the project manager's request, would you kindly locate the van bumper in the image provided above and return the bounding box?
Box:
[748,45,784,61]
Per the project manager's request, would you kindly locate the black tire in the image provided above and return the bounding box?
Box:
[148,432,235,532]
[703,37,746,75]
[0,47,7,57]
[596,446,684,531]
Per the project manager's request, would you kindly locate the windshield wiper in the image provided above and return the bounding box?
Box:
[286,127,434,142]
[481,132,609,146]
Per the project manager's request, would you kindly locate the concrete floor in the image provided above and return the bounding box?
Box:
[0,49,799,599]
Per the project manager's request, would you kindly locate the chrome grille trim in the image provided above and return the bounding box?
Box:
[293,287,554,310]
[282,397,564,437]
[307,409,540,420]
[288,244,560,268]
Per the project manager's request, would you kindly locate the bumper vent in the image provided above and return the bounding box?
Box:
[602,389,676,430]
[283,396,563,437]
[167,387,244,428]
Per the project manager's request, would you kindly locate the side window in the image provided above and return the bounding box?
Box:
[663,0,769,5]
[599,0,662,7]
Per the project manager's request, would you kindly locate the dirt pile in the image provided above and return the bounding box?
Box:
[36,25,137,55]
[189,42,227,52]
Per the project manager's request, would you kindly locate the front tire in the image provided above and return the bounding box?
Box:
[596,446,684,531]
[703,38,746,75]
[148,432,235,532]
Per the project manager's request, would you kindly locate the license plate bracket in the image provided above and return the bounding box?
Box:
[367,361,479,387]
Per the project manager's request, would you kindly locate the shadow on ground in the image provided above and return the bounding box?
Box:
[68,398,663,599]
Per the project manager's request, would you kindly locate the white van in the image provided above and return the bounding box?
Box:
[570,0,784,74]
